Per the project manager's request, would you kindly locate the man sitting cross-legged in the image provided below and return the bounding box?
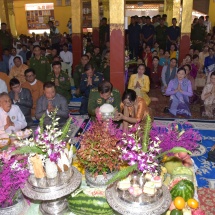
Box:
[35,81,69,126]
[0,92,27,134]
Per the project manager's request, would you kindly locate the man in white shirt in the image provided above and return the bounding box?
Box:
[0,92,27,133]
[204,16,211,34]
[0,78,8,93]
[60,43,73,79]
[8,48,23,70]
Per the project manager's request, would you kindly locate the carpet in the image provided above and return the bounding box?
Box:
[197,188,215,215]
[154,118,215,189]
[69,115,91,149]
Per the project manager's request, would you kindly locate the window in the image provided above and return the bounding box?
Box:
[56,0,62,6]
[65,0,71,6]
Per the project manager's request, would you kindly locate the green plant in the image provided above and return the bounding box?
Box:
[76,120,123,176]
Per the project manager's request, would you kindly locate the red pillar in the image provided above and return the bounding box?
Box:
[92,27,99,47]
[178,34,191,65]
[110,24,125,95]
[72,33,82,69]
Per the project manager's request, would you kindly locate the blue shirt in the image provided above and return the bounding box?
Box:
[142,24,155,39]
[167,26,180,42]
[80,72,103,98]
[204,56,215,73]
[128,24,141,45]
[159,58,170,67]
[19,50,27,63]
[2,54,10,74]
[0,61,7,74]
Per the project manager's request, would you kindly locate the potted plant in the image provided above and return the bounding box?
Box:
[108,115,192,184]
[0,148,29,215]
[77,119,124,187]
[13,109,73,186]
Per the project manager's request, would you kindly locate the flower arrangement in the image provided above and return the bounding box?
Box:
[76,119,124,176]
[150,123,201,153]
[108,115,191,184]
[13,110,73,179]
[0,149,29,208]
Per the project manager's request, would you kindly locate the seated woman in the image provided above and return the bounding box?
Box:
[201,71,215,118]
[165,67,193,118]
[183,64,198,104]
[128,64,151,106]
[114,89,149,132]
[149,56,162,89]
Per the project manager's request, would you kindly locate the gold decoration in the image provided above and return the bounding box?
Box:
[109,0,124,24]
[166,0,173,11]
[181,0,193,33]
[110,23,124,36]
[102,0,109,11]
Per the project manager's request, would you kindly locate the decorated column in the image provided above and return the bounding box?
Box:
[7,0,17,36]
[0,0,9,24]
[91,0,100,47]
[164,0,180,26]
[102,0,109,22]
[178,0,193,64]
[71,0,82,68]
[109,0,125,94]
[208,0,215,28]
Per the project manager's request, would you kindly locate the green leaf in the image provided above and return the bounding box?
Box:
[106,164,137,185]
[12,146,45,155]
[39,114,45,133]
[155,147,192,159]
[58,117,72,141]
[142,114,151,152]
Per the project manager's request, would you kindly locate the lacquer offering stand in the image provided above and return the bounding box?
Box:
[21,166,82,215]
[106,182,171,215]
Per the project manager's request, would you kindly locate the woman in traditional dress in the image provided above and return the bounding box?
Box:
[149,56,163,89]
[165,67,193,118]
[128,64,151,106]
[201,71,215,118]
[114,89,149,132]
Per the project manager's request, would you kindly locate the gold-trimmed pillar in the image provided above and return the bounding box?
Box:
[91,0,100,47]
[164,0,180,26]
[109,0,125,94]
[102,0,109,23]
[178,0,193,64]
[209,0,215,29]
[71,0,82,68]
[6,0,17,36]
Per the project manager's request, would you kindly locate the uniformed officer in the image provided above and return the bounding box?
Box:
[100,51,110,81]
[167,18,180,51]
[88,80,121,117]
[47,61,71,103]
[0,23,13,50]
[155,18,167,50]
[191,16,207,51]
[73,54,89,96]
[79,63,103,114]
[91,47,102,71]
[29,45,51,83]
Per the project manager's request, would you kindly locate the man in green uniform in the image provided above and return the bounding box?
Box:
[29,45,51,83]
[99,17,110,50]
[155,18,167,50]
[100,51,110,81]
[88,80,121,117]
[91,47,102,71]
[191,16,207,51]
[47,61,71,103]
[0,23,13,50]
[73,54,89,96]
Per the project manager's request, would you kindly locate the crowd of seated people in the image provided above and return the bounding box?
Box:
[1,14,215,136]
